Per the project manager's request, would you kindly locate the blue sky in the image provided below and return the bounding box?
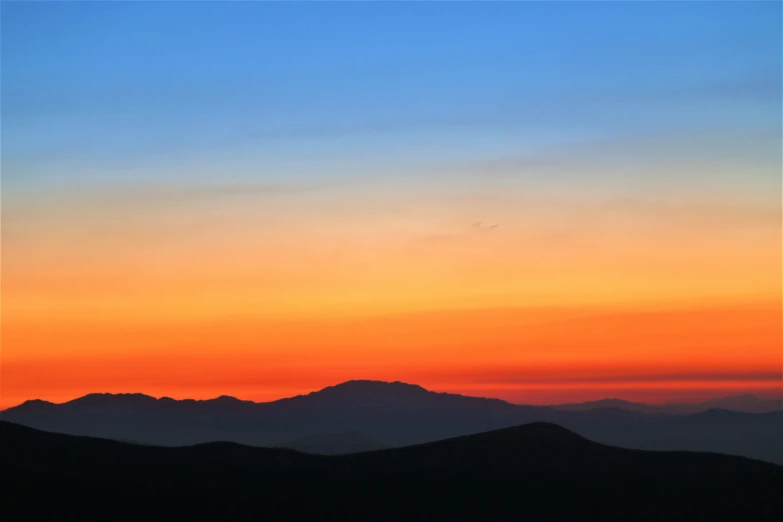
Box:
[2,1,781,191]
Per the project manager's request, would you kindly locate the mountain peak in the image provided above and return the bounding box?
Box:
[2,398,56,414]
[22,398,54,406]
[340,379,426,389]
[318,380,430,397]
[475,422,589,445]
[67,393,158,406]
[208,395,248,404]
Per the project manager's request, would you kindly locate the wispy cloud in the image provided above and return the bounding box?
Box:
[429,128,782,190]
[452,371,783,386]
[1,180,327,243]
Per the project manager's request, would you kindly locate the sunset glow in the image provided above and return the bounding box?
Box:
[2,1,781,409]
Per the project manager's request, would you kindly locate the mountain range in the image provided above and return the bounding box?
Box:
[552,394,783,415]
[3,419,782,522]
[3,380,782,464]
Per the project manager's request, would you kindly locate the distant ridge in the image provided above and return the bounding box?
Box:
[311,379,431,395]
[553,394,783,415]
[3,380,782,464]
[6,381,779,414]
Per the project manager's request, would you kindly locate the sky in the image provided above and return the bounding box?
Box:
[1,1,781,409]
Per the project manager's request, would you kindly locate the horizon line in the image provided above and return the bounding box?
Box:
[4,379,782,411]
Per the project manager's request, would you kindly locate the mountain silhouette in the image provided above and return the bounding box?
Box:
[309,379,431,397]
[554,394,783,415]
[673,394,783,414]
[2,420,781,522]
[3,380,782,464]
[553,398,664,414]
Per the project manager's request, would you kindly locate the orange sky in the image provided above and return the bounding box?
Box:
[3,164,783,411]
[3,178,782,409]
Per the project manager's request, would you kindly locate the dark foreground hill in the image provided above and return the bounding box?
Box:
[4,380,782,464]
[3,421,781,522]
[272,430,389,454]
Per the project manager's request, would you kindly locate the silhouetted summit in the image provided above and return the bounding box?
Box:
[212,394,247,403]
[72,392,159,408]
[554,398,662,414]
[312,379,430,397]
[343,422,600,472]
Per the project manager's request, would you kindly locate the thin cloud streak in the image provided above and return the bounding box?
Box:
[454,371,783,386]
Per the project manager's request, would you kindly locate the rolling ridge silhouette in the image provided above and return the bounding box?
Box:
[3,420,781,522]
[4,380,782,463]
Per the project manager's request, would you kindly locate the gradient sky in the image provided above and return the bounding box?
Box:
[2,1,781,409]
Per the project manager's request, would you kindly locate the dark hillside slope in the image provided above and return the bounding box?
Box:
[2,421,781,522]
[271,430,389,454]
[341,422,780,475]
[582,409,783,464]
